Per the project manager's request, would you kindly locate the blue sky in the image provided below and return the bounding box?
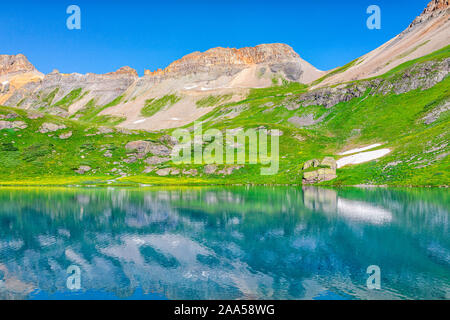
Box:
[0,0,429,75]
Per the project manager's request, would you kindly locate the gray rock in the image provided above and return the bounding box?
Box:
[123,155,138,163]
[39,122,66,133]
[97,126,114,134]
[59,131,72,139]
[182,169,198,176]
[143,166,155,173]
[156,168,172,176]
[0,120,28,130]
[103,150,113,158]
[303,159,320,170]
[321,157,337,170]
[303,168,337,184]
[144,156,170,165]
[422,100,450,124]
[0,112,19,119]
[204,164,218,174]
[75,165,91,174]
[159,134,178,146]
[27,112,44,119]
[125,140,171,156]
[217,165,243,175]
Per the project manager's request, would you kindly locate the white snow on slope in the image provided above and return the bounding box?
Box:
[339,144,382,155]
[337,149,391,168]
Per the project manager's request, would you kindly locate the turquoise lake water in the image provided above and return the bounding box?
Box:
[0,186,448,300]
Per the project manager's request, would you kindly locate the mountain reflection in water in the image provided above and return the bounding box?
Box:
[0,186,448,300]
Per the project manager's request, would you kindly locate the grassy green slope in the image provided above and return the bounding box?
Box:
[0,47,448,186]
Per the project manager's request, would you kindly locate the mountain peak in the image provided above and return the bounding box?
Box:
[0,54,37,77]
[409,0,449,28]
[144,43,302,77]
[105,66,138,77]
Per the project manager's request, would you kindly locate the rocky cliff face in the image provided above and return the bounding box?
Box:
[145,43,313,81]
[4,66,138,116]
[316,0,449,88]
[1,43,323,123]
[0,54,37,77]
[405,0,449,32]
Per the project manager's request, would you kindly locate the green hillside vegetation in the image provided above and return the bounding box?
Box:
[141,94,181,117]
[0,47,448,186]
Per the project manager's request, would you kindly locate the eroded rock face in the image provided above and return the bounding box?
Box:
[0,54,36,76]
[303,159,320,170]
[407,0,449,32]
[303,168,337,184]
[289,58,450,113]
[146,44,300,77]
[5,66,138,112]
[143,43,322,84]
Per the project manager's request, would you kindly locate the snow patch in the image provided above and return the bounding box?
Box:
[337,148,391,168]
[339,143,382,155]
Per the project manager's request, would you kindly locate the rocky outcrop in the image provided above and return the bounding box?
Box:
[39,123,67,133]
[145,44,309,80]
[302,157,337,184]
[0,120,28,130]
[0,54,36,77]
[289,58,450,113]
[144,156,170,165]
[75,165,91,174]
[58,131,72,139]
[406,0,449,32]
[5,66,138,113]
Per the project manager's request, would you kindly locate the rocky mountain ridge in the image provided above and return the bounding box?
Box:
[0,0,448,131]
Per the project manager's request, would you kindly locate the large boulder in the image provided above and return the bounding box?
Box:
[156,168,179,176]
[303,157,337,184]
[75,165,91,174]
[59,131,72,139]
[321,157,337,170]
[302,159,320,170]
